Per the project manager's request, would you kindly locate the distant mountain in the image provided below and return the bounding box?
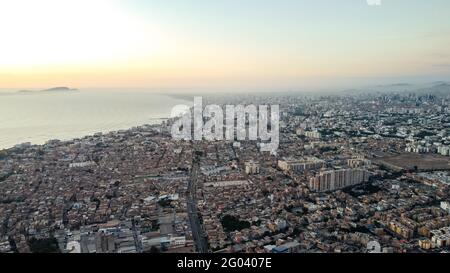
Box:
[429,81,449,86]
[16,87,78,94]
[375,83,412,88]
[349,83,418,95]
[416,82,450,95]
[431,82,450,88]
[347,81,450,95]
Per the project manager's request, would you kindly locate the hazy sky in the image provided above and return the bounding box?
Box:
[0,0,449,90]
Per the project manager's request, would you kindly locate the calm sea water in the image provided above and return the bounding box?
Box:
[0,89,192,149]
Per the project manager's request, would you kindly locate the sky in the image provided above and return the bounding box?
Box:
[0,0,449,91]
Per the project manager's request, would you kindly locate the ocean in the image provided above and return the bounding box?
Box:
[0,89,192,149]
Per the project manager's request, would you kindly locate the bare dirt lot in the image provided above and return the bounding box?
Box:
[374,153,450,171]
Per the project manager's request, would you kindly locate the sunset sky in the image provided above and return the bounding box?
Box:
[0,0,449,90]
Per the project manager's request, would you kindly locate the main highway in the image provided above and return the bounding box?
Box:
[187,146,209,253]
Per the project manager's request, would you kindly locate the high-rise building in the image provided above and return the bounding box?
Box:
[308,168,369,192]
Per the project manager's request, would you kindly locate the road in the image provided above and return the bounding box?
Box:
[187,147,209,253]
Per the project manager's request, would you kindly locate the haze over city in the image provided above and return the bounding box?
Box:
[0,0,449,91]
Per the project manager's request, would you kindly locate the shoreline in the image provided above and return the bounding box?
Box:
[0,118,169,152]
[0,91,193,152]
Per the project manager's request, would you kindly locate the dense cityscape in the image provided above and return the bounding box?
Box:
[1,89,450,254]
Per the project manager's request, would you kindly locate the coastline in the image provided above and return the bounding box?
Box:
[0,120,167,152]
[0,91,192,151]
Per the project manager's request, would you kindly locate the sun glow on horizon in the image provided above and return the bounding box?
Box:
[0,0,449,89]
[0,0,171,83]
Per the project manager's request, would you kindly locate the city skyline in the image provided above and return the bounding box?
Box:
[3,0,450,262]
[0,0,449,90]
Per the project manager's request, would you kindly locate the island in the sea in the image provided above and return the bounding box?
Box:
[17,87,78,94]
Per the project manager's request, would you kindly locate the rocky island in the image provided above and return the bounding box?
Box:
[17,87,78,94]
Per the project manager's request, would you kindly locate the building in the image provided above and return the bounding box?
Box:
[388,221,414,240]
[419,239,433,250]
[405,144,430,154]
[304,131,321,139]
[431,227,450,248]
[441,202,450,214]
[278,157,325,173]
[296,128,305,136]
[296,128,321,139]
[348,158,371,168]
[0,240,12,253]
[69,161,96,168]
[245,161,260,175]
[438,146,450,156]
[308,168,369,192]
[271,241,300,253]
[65,241,81,253]
[271,245,288,253]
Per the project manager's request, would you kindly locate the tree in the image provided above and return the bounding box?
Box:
[28,237,60,253]
[221,215,251,232]
[149,246,160,253]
